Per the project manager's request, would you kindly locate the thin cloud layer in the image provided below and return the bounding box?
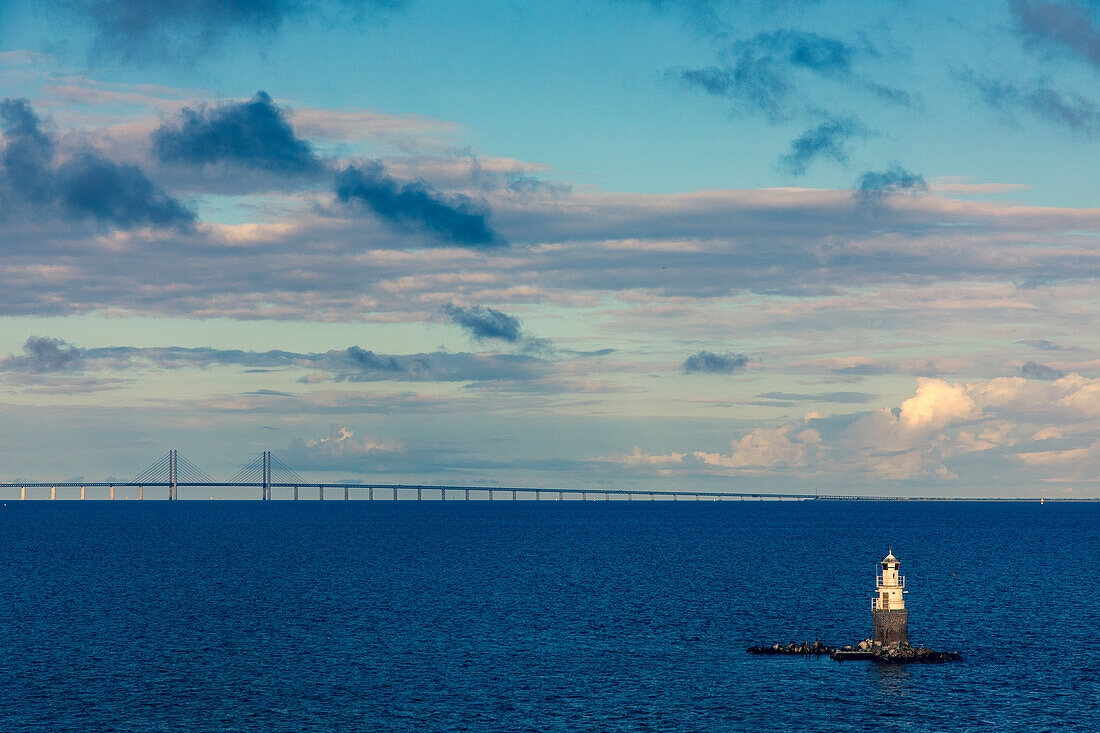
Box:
[52,0,406,60]
[1011,0,1100,68]
[778,116,865,174]
[956,68,1100,136]
[677,29,909,123]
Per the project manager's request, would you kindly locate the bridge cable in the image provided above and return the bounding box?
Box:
[268,453,305,485]
[226,453,265,484]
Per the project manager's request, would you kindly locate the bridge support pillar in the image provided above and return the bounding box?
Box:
[441,488,445,501]
[139,485,143,500]
[21,486,25,501]
[319,486,324,501]
[536,490,540,501]
[464,488,469,501]
[605,492,609,501]
[81,485,85,500]
[293,485,298,500]
[512,489,517,500]
[51,486,55,500]
[488,489,492,501]
[110,485,114,500]
[369,487,374,501]
[344,486,349,501]
[417,486,422,501]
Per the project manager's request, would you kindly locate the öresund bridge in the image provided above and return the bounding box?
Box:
[0,450,1094,502]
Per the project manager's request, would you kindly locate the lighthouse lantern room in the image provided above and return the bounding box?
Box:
[872,550,909,646]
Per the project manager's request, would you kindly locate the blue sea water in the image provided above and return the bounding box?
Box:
[0,500,1096,732]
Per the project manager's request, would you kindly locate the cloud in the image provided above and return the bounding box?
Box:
[677,29,910,123]
[956,68,1100,136]
[0,98,54,205]
[283,423,402,471]
[0,98,194,229]
[693,424,822,469]
[1021,361,1065,380]
[1011,0,1100,68]
[601,373,1100,485]
[683,350,749,374]
[441,303,522,342]
[0,336,84,373]
[343,346,405,372]
[0,338,552,385]
[854,164,927,207]
[778,116,865,174]
[4,177,1100,318]
[757,391,876,404]
[152,91,322,174]
[52,0,406,61]
[1019,339,1064,351]
[335,162,504,247]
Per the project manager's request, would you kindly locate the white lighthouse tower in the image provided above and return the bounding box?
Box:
[872,549,909,646]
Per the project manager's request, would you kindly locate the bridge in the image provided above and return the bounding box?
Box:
[0,450,1093,502]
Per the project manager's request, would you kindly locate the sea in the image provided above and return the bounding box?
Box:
[0,500,1096,732]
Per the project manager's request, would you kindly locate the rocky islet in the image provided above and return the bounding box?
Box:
[747,638,962,664]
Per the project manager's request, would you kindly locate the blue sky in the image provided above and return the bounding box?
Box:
[1,0,1099,496]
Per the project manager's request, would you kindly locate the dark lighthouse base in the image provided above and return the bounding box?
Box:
[872,608,908,646]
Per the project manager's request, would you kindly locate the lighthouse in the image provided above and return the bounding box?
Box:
[872,550,909,646]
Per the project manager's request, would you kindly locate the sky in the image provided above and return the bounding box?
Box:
[0,0,1099,497]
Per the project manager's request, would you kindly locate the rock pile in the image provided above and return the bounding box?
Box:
[747,638,961,664]
[748,641,835,655]
[871,642,962,664]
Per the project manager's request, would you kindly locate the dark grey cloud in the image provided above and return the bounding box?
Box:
[0,98,54,204]
[757,390,876,404]
[854,164,927,207]
[53,0,406,61]
[1019,339,1064,351]
[683,350,749,374]
[677,29,910,123]
[335,162,504,247]
[152,92,322,174]
[0,338,550,385]
[956,68,1100,136]
[1020,361,1065,380]
[831,363,896,377]
[441,303,522,342]
[778,116,865,175]
[344,346,405,372]
[1011,0,1100,68]
[0,98,194,229]
[568,348,617,357]
[0,336,84,373]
